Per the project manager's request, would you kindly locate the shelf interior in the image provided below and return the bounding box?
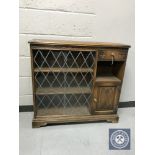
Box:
[34,72,93,88]
[33,50,95,68]
[96,61,125,81]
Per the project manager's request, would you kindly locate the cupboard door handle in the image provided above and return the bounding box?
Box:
[94,98,97,102]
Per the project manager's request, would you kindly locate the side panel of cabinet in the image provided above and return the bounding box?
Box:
[93,85,120,114]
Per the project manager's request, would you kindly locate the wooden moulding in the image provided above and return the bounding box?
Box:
[32,114,119,128]
[29,39,131,48]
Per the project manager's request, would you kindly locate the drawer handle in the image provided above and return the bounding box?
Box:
[111,53,114,64]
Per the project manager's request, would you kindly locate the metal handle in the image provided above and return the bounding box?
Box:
[111,53,114,65]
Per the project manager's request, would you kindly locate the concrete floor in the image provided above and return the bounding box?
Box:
[19,108,135,155]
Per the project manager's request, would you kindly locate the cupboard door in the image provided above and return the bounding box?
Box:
[94,86,120,114]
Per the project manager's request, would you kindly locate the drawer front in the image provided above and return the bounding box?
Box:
[98,49,128,61]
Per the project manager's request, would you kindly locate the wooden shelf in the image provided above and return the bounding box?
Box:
[34,67,93,73]
[36,87,91,95]
[96,76,121,83]
[96,76,121,86]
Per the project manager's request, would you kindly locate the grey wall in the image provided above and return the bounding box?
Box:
[19,0,135,105]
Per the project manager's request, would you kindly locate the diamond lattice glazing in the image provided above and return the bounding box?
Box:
[33,50,96,115]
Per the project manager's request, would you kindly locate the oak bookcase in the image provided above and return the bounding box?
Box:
[29,40,130,128]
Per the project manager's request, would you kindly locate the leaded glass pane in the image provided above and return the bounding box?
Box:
[33,50,96,116]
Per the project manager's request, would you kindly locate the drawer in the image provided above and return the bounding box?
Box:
[98,49,128,61]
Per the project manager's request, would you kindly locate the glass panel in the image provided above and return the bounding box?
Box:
[33,49,96,116]
[36,94,91,116]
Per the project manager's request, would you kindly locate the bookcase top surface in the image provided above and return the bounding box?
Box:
[29,39,130,48]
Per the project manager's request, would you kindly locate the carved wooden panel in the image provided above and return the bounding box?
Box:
[96,86,116,110]
[98,49,128,61]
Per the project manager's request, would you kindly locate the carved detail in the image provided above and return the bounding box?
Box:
[107,116,119,123]
[96,87,115,110]
[32,121,47,128]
